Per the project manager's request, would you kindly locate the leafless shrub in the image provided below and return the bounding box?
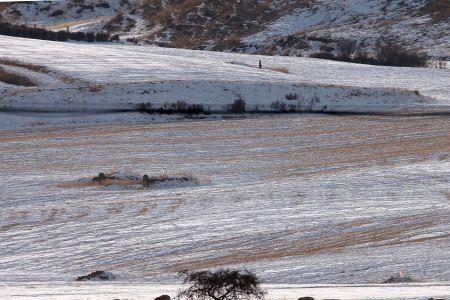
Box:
[136,102,209,115]
[336,38,357,60]
[229,98,246,113]
[376,42,428,67]
[271,100,287,112]
[310,51,336,60]
[285,93,298,100]
[310,39,428,67]
[177,269,266,300]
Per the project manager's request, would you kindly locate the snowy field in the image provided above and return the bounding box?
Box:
[1,114,450,299]
[2,282,450,300]
[1,36,450,124]
[1,36,450,299]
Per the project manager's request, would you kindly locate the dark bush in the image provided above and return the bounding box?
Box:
[177,269,265,300]
[126,37,138,44]
[271,100,288,112]
[0,22,112,44]
[307,35,333,43]
[229,98,246,113]
[336,38,357,60]
[96,2,111,8]
[50,10,64,17]
[111,34,120,41]
[69,31,86,41]
[310,39,428,67]
[86,32,95,42]
[47,30,57,41]
[76,5,94,14]
[95,32,110,42]
[56,30,69,41]
[136,102,209,115]
[285,93,298,100]
[310,51,336,60]
[376,42,428,67]
[352,50,379,65]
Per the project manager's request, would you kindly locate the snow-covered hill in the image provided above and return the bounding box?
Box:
[0,0,149,38]
[1,36,450,299]
[1,0,449,58]
[0,35,449,125]
[243,0,450,58]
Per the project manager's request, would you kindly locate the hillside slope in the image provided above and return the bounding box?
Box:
[1,0,449,58]
[0,35,449,122]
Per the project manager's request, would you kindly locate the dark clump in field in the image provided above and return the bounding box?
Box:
[58,171,199,190]
[382,271,414,283]
[154,295,171,300]
[76,270,116,281]
[136,101,210,115]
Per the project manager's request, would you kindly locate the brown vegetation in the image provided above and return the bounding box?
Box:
[311,39,428,67]
[228,98,246,113]
[268,66,289,74]
[0,68,35,86]
[0,58,50,73]
[141,0,312,49]
[421,0,450,23]
[89,84,104,93]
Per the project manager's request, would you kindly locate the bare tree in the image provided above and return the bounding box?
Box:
[177,269,266,300]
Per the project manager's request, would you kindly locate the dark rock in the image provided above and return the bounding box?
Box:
[298,297,315,300]
[93,172,106,184]
[155,296,171,300]
[76,270,116,281]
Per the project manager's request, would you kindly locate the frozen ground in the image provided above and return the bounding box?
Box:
[1,114,450,299]
[1,36,450,299]
[0,36,450,120]
[2,282,450,300]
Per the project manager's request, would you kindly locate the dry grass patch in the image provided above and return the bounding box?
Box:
[89,84,104,93]
[0,3,11,13]
[0,58,51,74]
[269,66,290,74]
[0,58,87,85]
[421,0,450,22]
[0,68,36,87]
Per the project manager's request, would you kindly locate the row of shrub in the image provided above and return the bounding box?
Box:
[311,39,428,67]
[136,101,211,115]
[135,97,328,115]
[0,22,119,42]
